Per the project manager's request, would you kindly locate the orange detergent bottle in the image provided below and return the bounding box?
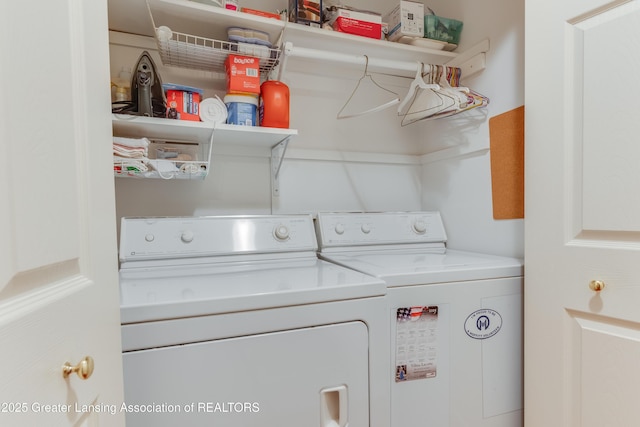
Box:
[259,80,290,128]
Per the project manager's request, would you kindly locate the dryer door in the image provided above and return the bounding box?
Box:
[122,321,369,427]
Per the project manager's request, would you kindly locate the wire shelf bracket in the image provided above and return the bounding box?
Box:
[271,136,291,197]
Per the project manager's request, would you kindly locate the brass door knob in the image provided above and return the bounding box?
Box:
[63,356,94,380]
[589,280,605,292]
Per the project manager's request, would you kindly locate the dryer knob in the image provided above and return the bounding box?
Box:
[412,220,427,234]
[335,223,345,235]
[181,230,194,243]
[361,224,371,234]
[274,225,290,241]
[145,234,155,242]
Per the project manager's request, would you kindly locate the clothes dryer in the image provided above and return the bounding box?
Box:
[315,211,523,427]
[118,214,389,427]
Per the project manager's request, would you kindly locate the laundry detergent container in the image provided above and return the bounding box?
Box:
[260,80,290,128]
[224,94,258,126]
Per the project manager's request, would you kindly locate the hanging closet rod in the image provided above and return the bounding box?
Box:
[282,43,419,75]
[277,39,489,80]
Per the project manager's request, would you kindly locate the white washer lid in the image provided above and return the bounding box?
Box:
[119,257,385,324]
[319,248,523,287]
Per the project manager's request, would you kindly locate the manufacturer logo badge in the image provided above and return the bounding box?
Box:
[464,309,502,339]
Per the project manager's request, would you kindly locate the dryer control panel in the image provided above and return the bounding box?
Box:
[315,211,447,249]
[120,215,318,262]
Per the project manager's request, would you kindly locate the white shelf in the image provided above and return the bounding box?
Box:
[113,114,296,146]
[112,114,297,179]
[146,0,285,43]
[145,0,459,77]
[282,22,457,65]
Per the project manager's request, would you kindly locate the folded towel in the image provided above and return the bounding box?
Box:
[113,144,147,158]
[113,136,151,149]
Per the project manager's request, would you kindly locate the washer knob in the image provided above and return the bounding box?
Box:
[274,225,290,241]
[335,223,345,235]
[181,231,194,243]
[361,224,371,234]
[412,220,427,234]
[145,234,155,242]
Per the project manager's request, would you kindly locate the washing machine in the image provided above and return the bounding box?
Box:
[315,211,523,427]
[118,214,390,427]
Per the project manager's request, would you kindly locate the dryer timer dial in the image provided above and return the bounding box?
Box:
[181,230,194,243]
[412,220,427,234]
[274,225,290,241]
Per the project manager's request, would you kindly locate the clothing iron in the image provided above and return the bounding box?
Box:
[112,51,166,117]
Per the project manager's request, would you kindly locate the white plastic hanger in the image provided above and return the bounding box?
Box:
[337,56,400,120]
[397,62,441,116]
[400,64,458,126]
[401,65,486,125]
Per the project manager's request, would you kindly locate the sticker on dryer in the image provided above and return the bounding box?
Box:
[464,309,502,340]
[395,306,438,382]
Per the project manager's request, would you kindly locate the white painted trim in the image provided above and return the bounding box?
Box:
[285,148,421,165]
[418,142,490,164]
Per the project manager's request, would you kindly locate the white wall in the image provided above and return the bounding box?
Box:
[275,152,422,214]
[418,0,525,258]
[273,68,423,215]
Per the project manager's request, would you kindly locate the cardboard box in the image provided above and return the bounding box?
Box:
[241,7,282,20]
[384,0,424,41]
[163,84,204,121]
[289,0,322,28]
[329,8,382,39]
[224,54,260,95]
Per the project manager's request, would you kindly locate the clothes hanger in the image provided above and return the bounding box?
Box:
[400,64,458,126]
[336,55,400,119]
[426,65,468,116]
[407,66,490,122]
[397,62,441,116]
[427,66,489,119]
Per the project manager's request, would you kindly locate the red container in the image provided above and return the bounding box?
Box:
[260,80,290,128]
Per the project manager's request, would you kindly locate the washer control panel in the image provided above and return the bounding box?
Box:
[120,215,317,262]
[315,212,447,248]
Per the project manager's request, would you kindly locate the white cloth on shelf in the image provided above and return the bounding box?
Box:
[113,136,151,148]
[148,159,179,173]
[113,143,147,158]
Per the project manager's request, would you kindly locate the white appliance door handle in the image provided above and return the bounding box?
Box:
[320,385,348,427]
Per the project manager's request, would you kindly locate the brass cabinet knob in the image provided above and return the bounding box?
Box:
[62,356,94,380]
[589,280,605,292]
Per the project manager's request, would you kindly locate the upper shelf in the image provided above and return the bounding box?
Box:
[145,0,459,73]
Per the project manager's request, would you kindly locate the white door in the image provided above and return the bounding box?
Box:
[525,0,640,425]
[0,1,125,426]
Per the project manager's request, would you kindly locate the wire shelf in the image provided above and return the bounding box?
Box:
[114,136,212,180]
[155,29,281,74]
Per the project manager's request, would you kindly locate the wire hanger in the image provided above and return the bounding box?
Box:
[337,55,400,119]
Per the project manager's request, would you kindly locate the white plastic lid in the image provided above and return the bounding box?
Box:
[224,94,259,107]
